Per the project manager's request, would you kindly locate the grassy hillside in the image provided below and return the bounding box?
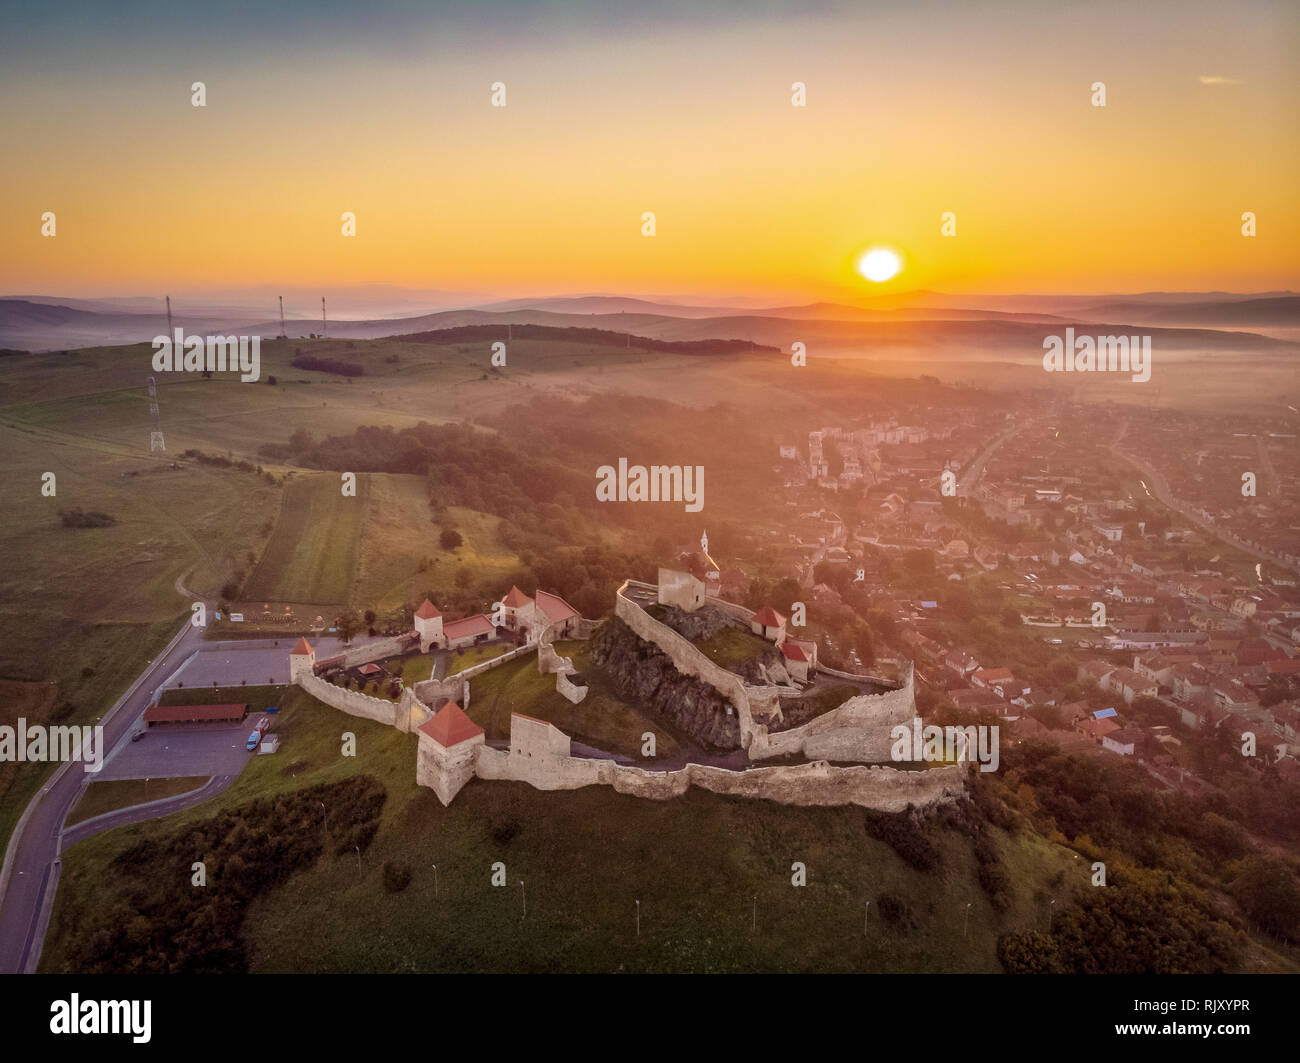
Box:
[43,680,1083,973]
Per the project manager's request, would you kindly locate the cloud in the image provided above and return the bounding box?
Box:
[1198,75,1243,86]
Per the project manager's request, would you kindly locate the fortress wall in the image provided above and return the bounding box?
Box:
[556,671,588,703]
[749,663,918,762]
[616,583,756,740]
[411,674,470,712]
[710,599,757,625]
[817,660,904,688]
[297,672,400,728]
[451,642,536,682]
[474,744,612,790]
[469,740,963,811]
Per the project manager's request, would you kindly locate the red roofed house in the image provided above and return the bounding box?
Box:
[751,606,787,643]
[972,667,1014,691]
[779,638,818,683]
[535,590,581,638]
[416,701,485,805]
[442,613,497,650]
[500,585,534,634]
[288,637,315,680]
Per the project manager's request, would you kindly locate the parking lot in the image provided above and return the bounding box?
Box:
[97,721,259,781]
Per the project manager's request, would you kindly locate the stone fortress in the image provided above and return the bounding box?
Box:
[288,564,967,812]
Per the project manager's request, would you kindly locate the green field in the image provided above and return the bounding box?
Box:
[66,776,210,827]
[241,474,367,605]
[464,641,684,759]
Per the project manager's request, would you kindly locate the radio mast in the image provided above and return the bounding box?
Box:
[148,376,164,452]
[165,295,173,337]
[278,295,287,339]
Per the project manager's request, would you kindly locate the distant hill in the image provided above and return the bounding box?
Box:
[4,293,1297,357]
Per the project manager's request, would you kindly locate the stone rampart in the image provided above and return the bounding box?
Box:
[471,738,963,811]
[616,581,757,741]
[297,672,405,729]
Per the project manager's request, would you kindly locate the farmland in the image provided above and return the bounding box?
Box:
[241,474,367,606]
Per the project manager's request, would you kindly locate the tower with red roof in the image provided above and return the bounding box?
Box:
[415,701,485,805]
[288,636,315,680]
[414,597,444,651]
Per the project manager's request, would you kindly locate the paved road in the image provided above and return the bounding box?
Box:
[958,419,1039,495]
[61,775,236,849]
[0,606,214,974]
[1112,446,1300,575]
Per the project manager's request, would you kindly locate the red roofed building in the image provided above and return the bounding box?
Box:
[751,606,787,643]
[289,637,315,680]
[972,667,1014,690]
[535,590,581,637]
[501,585,534,634]
[442,613,497,650]
[416,701,486,805]
[779,638,818,683]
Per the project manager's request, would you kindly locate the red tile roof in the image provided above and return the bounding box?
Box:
[502,585,533,608]
[415,598,441,620]
[780,642,809,662]
[144,702,247,724]
[418,701,484,747]
[290,637,314,655]
[535,589,578,623]
[443,614,496,640]
[752,606,785,628]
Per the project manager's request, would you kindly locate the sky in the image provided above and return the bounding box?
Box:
[2,0,1297,302]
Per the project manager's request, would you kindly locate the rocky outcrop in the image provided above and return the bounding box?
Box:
[589,618,741,750]
[649,603,732,642]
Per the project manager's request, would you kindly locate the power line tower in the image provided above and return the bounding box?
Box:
[321,296,327,339]
[278,295,287,340]
[148,375,165,452]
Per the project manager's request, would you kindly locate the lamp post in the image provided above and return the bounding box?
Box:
[751,896,757,934]
[431,863,438,898]
[964,902,972,938]
[864,899,870,934]
[520,880,526,920]
[635,899,640,938]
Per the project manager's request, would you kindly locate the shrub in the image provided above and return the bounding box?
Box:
[382,861,413,893]
[876,892,917,930]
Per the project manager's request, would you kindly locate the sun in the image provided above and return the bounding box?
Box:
[856,247,903,283]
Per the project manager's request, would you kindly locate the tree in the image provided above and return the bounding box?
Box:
[336,611,360,643]
[439,528,463,551]
[1231,857,1300,941]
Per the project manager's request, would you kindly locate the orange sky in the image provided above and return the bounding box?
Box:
[3,1,1297,299]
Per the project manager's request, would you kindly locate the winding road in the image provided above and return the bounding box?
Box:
[0,600,215,973]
